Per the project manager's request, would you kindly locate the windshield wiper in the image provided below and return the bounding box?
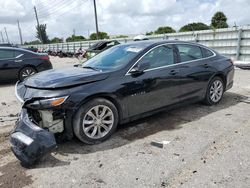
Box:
[82,66,100,71]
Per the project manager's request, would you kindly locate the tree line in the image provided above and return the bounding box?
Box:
[146,11,228,35]
[24,11,228,45]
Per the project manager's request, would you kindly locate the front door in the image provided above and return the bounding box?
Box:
[124,44,182,117]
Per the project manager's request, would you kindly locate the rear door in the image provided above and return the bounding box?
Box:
[0,49,23,80]
[173,44,216,102]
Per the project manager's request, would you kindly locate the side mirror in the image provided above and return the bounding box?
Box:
[130,61,150,75]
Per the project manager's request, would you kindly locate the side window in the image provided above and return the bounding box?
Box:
[138,45,174,69]
[202,48,214,58]
[176,44,202,62]
[14,50,23,58]
[0,50,15,59]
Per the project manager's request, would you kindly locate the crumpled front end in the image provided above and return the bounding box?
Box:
[11,80,78,166]
[10,109,57,166]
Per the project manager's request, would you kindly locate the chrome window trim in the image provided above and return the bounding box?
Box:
[125,42,216,75]
[16,54,24,59]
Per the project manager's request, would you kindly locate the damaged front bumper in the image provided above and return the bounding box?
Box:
[10,109,57,166]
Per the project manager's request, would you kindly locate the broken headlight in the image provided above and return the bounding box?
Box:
[26,96,68,109]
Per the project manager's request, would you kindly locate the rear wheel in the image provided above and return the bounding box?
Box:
[204,76,224,105]
[73,98,118,144]
[19,66,37,81]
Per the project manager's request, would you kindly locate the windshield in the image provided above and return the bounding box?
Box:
[82,44,146,71]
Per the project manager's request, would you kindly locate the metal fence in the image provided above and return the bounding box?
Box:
[28,26,250,61]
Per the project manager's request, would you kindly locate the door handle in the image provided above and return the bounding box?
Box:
[203,64,209,68]
[14,59,22,63]
[169,69,179,75]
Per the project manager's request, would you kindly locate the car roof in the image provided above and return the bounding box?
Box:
[122,40,199,46]
[118,40,214,52]
[122,40,210,48]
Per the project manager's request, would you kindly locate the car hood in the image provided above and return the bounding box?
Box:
[24,67,109,89]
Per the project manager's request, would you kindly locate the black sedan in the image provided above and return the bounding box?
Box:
[11,41,234,165]
[0,47,52,81]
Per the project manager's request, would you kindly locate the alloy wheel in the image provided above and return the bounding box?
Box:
[209,80,224,103]
[82,105,114,139]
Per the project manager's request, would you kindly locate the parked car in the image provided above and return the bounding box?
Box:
[12,41,234,165]
[86,40,120,58]
[0,47,52,81]
[23,46,38,53]
[133,35,149,41]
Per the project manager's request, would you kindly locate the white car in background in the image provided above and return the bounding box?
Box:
[133,34,149,41]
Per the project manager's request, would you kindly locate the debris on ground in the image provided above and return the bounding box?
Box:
[150,141,171,148]
[173,153,180,156]
[240,97,250,104]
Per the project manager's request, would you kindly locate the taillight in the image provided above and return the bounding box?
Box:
[40,56,49,61]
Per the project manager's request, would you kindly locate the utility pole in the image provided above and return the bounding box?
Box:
[4,27,10,43]
[17,20,23,45]
[0,31,4,43]
[93,0,99,40]
[73,29,75,42]
[34,6,42,44]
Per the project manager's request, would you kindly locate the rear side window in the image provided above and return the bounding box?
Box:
[14,50,23,57]
[202,48,214,58]
[176,44,202,62]
[0,50,15,59]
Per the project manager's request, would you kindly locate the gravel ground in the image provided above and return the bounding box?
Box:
[0,57,250,188]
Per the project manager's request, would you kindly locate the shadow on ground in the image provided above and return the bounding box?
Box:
[34,92,247,168]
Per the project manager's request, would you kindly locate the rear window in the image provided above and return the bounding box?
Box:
[202,48,214,58]
[176,44,202,62]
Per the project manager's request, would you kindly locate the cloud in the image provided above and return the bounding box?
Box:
[0,0,249,44]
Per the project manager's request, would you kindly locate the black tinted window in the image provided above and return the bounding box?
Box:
[0,50,15,59]
[138,45,174,69]
[176,44,202,62]
[202,48,214,58]
[14,50,23,57]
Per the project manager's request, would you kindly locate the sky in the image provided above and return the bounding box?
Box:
[0,0,249,44]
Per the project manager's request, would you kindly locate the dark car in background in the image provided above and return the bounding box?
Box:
[0,47,52,81]
[12,41,234,165]
[23,46,38,53]
[86,40,120,58]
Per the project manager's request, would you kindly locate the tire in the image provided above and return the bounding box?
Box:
[19,66,37,81]
[73,98,119,144]
[204,76,224,105]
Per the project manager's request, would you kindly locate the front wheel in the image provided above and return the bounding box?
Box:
[204,76,224,105]
[73,98,119,144]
